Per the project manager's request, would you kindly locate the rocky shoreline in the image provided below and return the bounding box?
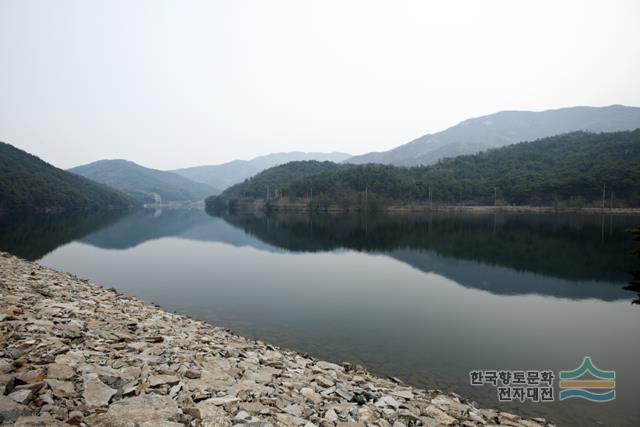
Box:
[1,252,553,427]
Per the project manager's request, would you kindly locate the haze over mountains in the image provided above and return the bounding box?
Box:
[348,105,640,166]
[69,160,217,204]
[3,104,640,213]
[67,152,352,204]
[210,129,640,209]
[172,151,351,190]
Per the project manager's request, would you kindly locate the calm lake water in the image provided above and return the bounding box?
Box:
[1,208,639,427]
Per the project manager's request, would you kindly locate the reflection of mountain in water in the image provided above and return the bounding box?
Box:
[2,208,636,301]
[80,209,208,249]
[80,209,279,252]
[215,212,637,301]
[219,213,637,282]
[391,249,627,301]
[0,210,127,260]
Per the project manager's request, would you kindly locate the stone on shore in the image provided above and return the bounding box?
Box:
[0,252,554,427]
[0,395,31,423]
[83,377,117,407]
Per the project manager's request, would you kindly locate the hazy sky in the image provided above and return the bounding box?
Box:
[1,0,639,170]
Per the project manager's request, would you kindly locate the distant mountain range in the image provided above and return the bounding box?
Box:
[210,129,640,209]
[4,105,640,212]
[347,105,640,166]
[0,142,132,212]
[172,151,351,191]
[69,159,217,204]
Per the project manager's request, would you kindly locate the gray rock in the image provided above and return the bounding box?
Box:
[336,384,354,401]
[46,363,75,380]
[184,368,201,379]
[283,404,302,417]
[375,395,400,409]
[196,399,233,426]
[45,379,75,398]
[0,395,32,423]
[275,412,307,427]
[423,405,456,425]
[315,376,334,388]
[324,408,338,422]
[300,387,322,404]
[201,396,240,406]
[83,377,117,407]
[86,394,181,426]
[15,369,45,384]
[391,389,414,400]
[234,410,250,420]
[8,389,33,404]
[13,414,68,426]
[148,374,179,387]
[0,373,15,395]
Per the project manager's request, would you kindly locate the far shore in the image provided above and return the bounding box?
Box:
[209,198,640,215]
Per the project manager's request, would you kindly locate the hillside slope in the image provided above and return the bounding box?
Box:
[0,142,133,212]
[209,130,640,209]
[348,105,640,166]
[173,151,351,191]
[69,159,217,203]
[220,160,351,199]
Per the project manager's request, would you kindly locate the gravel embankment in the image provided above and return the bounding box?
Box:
[0,252,553,427]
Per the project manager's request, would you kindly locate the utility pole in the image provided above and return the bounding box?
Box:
[429,186,432,209]
[610,191,614,210]
[365,185,368,206]
[602,183,606,209]
[267,184,270,200]
[494,187,497,207]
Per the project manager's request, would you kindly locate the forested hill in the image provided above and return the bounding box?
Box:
[208,130,640,209]
[0,142,133,212]
[69,159,217,204]
[218,161,352,200]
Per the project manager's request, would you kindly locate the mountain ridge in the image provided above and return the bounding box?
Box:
[209,129,640,209]
[347,105,640,166]
[69,159,217,204]
[172,151,351,191]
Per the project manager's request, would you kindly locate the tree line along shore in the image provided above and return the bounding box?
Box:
[207,131,640,214]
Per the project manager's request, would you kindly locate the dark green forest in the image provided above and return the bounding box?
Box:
[208,130,640,210]
[0,142,134,212]
[213,160,350,204]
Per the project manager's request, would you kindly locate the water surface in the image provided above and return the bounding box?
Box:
[1,209,638,426]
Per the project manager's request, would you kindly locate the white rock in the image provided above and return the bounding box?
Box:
[375,395,400,408]
[324,408,338,422]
